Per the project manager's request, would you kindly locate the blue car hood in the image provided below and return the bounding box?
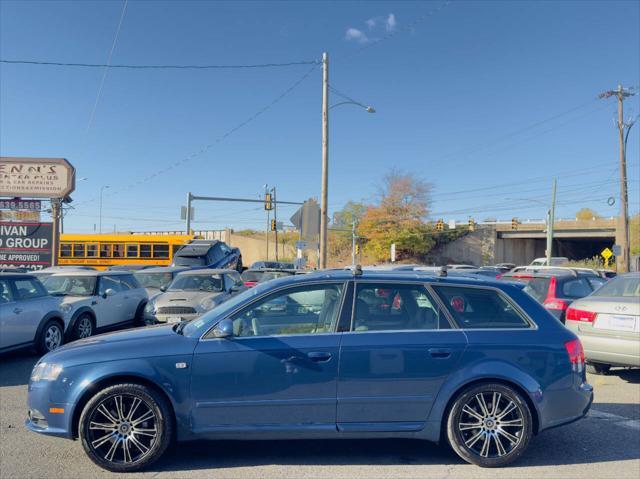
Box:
[42,324,198,368]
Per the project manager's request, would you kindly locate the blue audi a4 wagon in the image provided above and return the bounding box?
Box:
[26,269,593,471]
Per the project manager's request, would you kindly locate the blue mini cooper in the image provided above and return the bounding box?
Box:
[26,269,593,471]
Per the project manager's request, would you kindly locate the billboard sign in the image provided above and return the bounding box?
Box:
[0,222,53,270]
[0,199,42,211]
[0,157,75,199]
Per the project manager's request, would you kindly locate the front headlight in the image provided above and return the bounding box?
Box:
[144,302,156,315]
[30,363,63,382]
[59,303,72,315]
[200,297,216,311]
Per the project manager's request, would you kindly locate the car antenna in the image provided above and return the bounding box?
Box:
[438,266,448,277]
[352,264,363,276]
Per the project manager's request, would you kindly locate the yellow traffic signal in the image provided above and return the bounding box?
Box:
[355,244,360,255]
[511,218,518,230]
[436,219,444,231]
[270,219,277,231]
[264,193,273,210]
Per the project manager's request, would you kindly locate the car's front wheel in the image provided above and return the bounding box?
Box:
[446,383,533,467]
[79,383,173,472]
[36,320,64,355]
[72,314,93,340]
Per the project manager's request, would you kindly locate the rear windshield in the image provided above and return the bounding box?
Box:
[500,276,550,303]
[592,275,640,297]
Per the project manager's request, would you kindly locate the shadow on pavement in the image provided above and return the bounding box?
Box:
[615,368,640,384]
[0,350,38,387]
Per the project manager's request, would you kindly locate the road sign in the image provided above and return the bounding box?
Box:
[612,244,622,256]
[0,222,53,270]
[290,199,321,240]
[295,240,319,250]
[180,206,195,220]
[0,157,75,199]
[601,247,613,261]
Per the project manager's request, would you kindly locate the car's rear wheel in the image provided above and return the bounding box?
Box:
[72,314,94,340]
[586,362,611,375]
[36,320,64,355]
[79,383,173,472]
[446,383,532,467]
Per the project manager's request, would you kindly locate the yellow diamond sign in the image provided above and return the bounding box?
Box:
[601,247,613,260]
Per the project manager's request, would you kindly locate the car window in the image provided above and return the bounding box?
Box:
[586,277,606,291]
[43,275,97,296]
[169,274,223,292]
[135,271,174,289]
[433,286,530,329]
[98,276,124,295]
[119,274,141,290]
[560,278,593,298]
[220,243,231,255]
[13,278,47,300]
[352,283,450,332]
[0,279,14,303]
[592,275,640,297]
[230,283,344,337]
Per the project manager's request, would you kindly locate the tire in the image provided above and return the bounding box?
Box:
[586,362,611,375]
[133,303,147,327]
[35,320,64,355]
[72,314,94,340]
[446,383,533,468]
[79,383,173,473]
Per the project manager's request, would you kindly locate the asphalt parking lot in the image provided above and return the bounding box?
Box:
[1,350,638,479]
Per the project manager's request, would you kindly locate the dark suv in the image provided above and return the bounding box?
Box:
[500,269,605,323]
[171,240,242,272]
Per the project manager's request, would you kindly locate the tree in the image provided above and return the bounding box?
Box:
[333,201,366,228]
[358,170,434,261]
[575,208,600,220]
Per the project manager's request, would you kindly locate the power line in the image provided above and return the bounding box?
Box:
[86,0,128,132]
[0,59,320,70]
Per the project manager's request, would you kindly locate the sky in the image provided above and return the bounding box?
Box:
[1,0,639,233]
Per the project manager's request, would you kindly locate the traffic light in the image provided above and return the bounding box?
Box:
[511,218,518,230]
[270,219,277,231]
[355,244,360,255]
[436,219,444,231]
[468,218,475,232]
[264,193,273,210]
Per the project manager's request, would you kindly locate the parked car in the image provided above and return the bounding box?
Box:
[499,270,606,323]
[241,268,296,287]
[250,261,295,269]
[40,271,148,340]
[172,240,242,272]
[26,270,592,471]
[565,272,639,374]
[494,263,516,271]
[133,266,190,298]
[145,269,245,324]
[0,266,28,273]
[530,257,569,266]
[0,273,67,354]
[108,265,153,272]
[31,266,97,280]
[596,269,617,280]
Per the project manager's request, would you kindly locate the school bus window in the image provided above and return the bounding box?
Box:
[140,244,152,258]
[113,244,125,258]
[60,243,72,257]
[153,244,169,259]
[86,243,98,257]
[72,243,85,258]
[100,244,112,258]
[126,244,138,258]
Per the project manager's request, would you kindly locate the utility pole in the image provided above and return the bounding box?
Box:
[599,85,635,272]
[265,184,270,261]
[185,192,192,234]
[546,178,557,266]
[319,52,329,269]
[273,187,278,261]
[351,221,356,266]
[50,198,61,266]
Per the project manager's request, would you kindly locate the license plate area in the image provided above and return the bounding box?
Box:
[594,314,639,332]
[167,316,183,324]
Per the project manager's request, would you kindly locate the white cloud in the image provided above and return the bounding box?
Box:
[345,27,369,44]
[365,18,376,29]
[386,13,397,32]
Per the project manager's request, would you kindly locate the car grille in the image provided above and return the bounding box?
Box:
[157,306,197,315]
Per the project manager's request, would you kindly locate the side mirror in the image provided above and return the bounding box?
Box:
[104,288,116,298]
[213,318,233,338]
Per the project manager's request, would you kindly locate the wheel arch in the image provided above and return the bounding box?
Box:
[33,312,65,344]
[67,307,96,336]
[70,373,176,439]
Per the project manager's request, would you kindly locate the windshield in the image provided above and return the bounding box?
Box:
[242,270,294,283]
[135,271,174,289]
[592,275,639,297]
[169,274,223,292]
[172,255,206,266]
[42,275,96,296]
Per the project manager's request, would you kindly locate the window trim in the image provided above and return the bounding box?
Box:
[429,282,537,331]
[346,280,458,334]
[201,280,349,340]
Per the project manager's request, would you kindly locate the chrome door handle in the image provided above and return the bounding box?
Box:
[428,348,452,359]
[13,308,23,314]
[307,351,332,363]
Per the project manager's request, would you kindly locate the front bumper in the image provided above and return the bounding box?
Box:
[25,381,73,438]
[154,312,202,324]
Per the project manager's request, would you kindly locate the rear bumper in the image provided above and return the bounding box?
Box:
[538,381,593,432]
[580,334,640,367]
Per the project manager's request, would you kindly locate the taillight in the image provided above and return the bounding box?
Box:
[544,299,569,310]
[564,338,585,373]
[496,273,503,280]
[566,307,597,323]
[244,281,257,287]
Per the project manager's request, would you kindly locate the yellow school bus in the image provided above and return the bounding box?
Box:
[58,233,194,269]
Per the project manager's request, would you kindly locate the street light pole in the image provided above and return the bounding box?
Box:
[546,178,557,266]
[319,52,329,269]
[99,185,110,234]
